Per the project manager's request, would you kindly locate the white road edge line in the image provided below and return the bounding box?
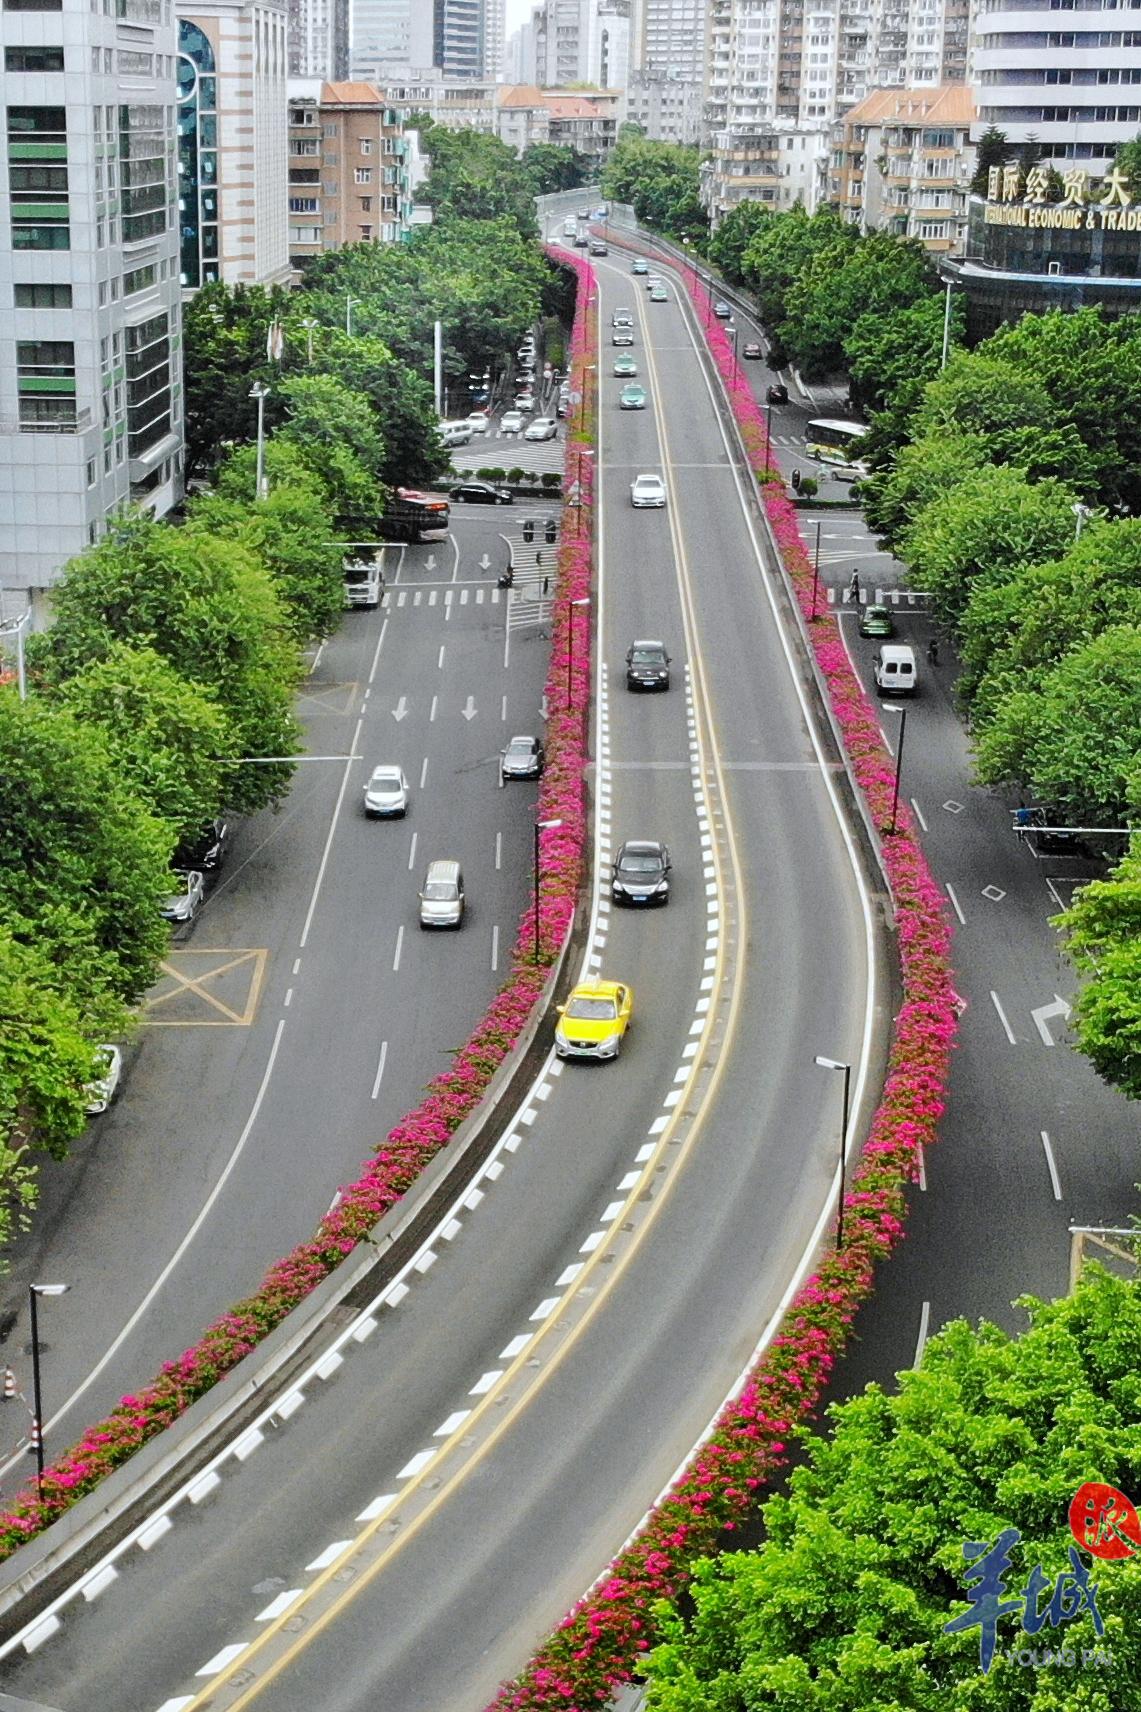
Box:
[1040,1130,1063,1201]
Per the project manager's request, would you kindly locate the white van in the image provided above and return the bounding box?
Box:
[873,644,918,697]
[563,216,577,237]
[437,420,473,448]
[419,859,465,929]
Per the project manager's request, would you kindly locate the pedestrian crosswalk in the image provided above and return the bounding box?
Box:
[826,587,932,610]
[383,585,503,608]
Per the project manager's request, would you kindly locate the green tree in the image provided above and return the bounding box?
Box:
[973,626,1141,827]
[181,280,292,479]
[644,1267,1141,1711]
[0,688,172,1006]
[959,518,1141,717]
[783,230,934,378]
[320,334,450,488]
[601,137,708,246]
[901,465,1080,628]
[970,124,1009,195]
[521,142,586,194]
[741,207,857,363]
[276,372,389,536]
[192,441,345,640]
[0,928,125,1163]
[862,431,989,545]
[845,294,959,424]
[53,643,233,848]
[708,202,775,285]
[1112,133,1141,193]
[29,517,300,813]
[1058,842,1141,1099]
[417,121,538,237]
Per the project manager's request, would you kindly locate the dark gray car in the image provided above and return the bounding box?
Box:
[612,840,671,906]
[625,639,671,691]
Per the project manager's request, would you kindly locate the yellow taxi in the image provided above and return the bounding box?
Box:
[554,980,633,1062]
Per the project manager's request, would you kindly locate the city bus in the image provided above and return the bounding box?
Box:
[805,418,871,478]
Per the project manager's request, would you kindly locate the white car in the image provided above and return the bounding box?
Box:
[524,417,558,442]
[514,393,535,412]
[161,870,205,924]
[84,1044,122,1116]
[466,411,491,435]
[437,420,473,447]
[363,764,409,817]
[500,410,526,435]
[630,473,667,508]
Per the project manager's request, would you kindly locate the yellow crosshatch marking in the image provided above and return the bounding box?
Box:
[297,679,359,716]
[143,949,268,1026]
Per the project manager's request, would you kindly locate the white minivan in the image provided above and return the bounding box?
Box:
[419,859,465,929]
[873,643,918,697]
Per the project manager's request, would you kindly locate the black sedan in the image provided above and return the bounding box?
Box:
[450,480,513,505]
[612,840,671,906]
[500,734,545,780]
[174,816,230,872]
[766,382,789,405]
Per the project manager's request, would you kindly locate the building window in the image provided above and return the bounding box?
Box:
[360,195,372,210]
[87,457,96,485]
[118,104,167,243]
[360,137,373,153]
[123,262,156,295]
[354,166,372,183]
[360,224,372,239]
[5,45,65,70]
[14,280,71,306]
[7,106,69,248]
[288,196,319,212]
[290,138,319,155]
[17,337,76,429]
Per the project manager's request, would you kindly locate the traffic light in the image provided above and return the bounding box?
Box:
[545,519,557,544]
[522,519,535,543]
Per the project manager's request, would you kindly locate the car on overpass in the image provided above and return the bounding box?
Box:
[554,980,634,1062]
[625,639,671,691]
[619,383,647,410]
[611,840,671,907]
[630,473,666,508]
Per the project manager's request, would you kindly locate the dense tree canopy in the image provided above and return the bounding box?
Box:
[417,120,538,236]
[644,1266,1141,1710]
[521,141,587,195]
[1059,844,1141,1099]
[707,201,775,285]
[602,137,708,246]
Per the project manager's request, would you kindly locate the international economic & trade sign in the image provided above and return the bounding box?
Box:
[984,164,1141,232]
[943,1482,1140,1673]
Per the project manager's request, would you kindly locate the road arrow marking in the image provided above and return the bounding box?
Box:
[392,695,408,721]
[479,552,491,570]
[1032,993,1072,1046]
[425,554,437,572]
[461,695,477,720]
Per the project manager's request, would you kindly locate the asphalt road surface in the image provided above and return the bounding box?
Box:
[3,248,887,1707]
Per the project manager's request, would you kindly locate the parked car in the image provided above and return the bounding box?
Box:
[619,383,647,410]
[625,639,671,690]
[174,817,230,872]
[363,764,409,817]
[419,859,465,930]
[450,479,513,504]
[84,1044,123,1116]
[713,300,731,319]
[613,356,638,378]
[555,979,633,1062]
[630,473,666,508]
[766,382,789,404]
[858,603,895,639]
[161,870,206,925]
[500,734,545,780]
[742,341,763,360]
[631,258,649,275]
[500,410,526,435]
[612,840,671,907]
[524,417,558,442]
[649,284,669,302]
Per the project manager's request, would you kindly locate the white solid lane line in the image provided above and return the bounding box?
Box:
[990,989,1018,1044]
[1040,1130,1063,1201]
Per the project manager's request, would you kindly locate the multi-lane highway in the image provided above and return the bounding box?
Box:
[2,244,890,1707]
[0,522,549,1478]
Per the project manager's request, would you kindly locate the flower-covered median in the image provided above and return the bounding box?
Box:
[486,260,959,1710]
[0,252,599,1564]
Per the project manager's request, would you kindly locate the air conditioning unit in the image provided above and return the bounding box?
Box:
[1047,260,1061,276]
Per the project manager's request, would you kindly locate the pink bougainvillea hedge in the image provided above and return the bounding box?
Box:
[0,252,600,1563]
[485,258,960,1710]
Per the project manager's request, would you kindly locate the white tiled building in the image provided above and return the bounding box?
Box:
[0,0,184,607]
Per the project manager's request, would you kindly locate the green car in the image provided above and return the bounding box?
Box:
[649,284,669,302]
[858,603,895,639]
[619,383,648,410]
[632,259,649,275]
[613,356,638,378]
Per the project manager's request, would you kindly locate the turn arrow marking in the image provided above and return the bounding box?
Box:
[1031,993,1072,1046]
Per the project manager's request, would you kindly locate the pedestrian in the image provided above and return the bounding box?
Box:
[791,467,802,492]
[926,636,940,666]
[542,574,550,597]
[848,569,861,604]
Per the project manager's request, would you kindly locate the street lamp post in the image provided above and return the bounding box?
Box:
[813,1058,851,1248]
[534,818,563,964]
[567,596,590,706]
[1072,502,1091,539]
[0,609,29,699]
[28,1283,69,1495]
[726,321,739,380]
[885,703,908,835]
[940,277,954,370]
[301,315,319,364]
[574,447,594,534]
[809,520,823,619]
[249,381,270,501]
[577,363,597,436]
[345,295,361,337]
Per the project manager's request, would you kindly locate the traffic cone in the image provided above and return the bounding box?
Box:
[26,1418,41,1456]
[2,1367,14,1401]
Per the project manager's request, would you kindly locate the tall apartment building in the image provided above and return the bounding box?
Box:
[286,81,416,267]
[831,81,975,249]
[178,0,290,286]
[482,0,506,77]
[0,0,184,605]
[632,0,707,81]
[702,0,968,224]
[625,68,704,142]
[351,0,501,80]
[970,0,1141,174]
[287,0,349,77]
